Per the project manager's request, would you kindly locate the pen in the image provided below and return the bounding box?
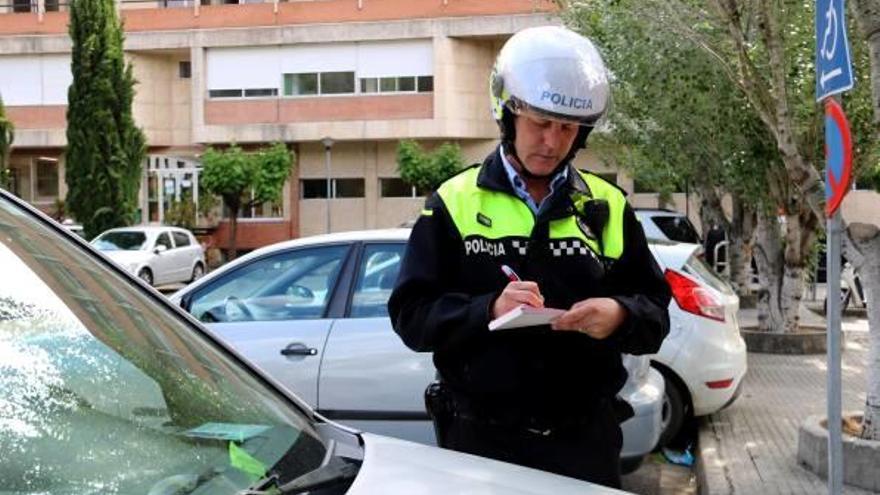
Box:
[501,264,521,282]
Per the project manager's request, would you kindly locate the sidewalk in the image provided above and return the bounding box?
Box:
[697,308,872,494]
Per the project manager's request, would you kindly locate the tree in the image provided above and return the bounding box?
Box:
[567,0,874,334]
[397,140,465,194]
[565,2,776,301]
[65,0,146,240]
[200,142,294,260]
[0,94,13,189]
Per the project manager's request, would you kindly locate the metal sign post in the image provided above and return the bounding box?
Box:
[826,209,843,495]
[823,97,853,495]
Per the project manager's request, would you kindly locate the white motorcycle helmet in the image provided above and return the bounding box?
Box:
[490,25,611,168]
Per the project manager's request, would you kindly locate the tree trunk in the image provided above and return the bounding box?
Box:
[847,223,880,441]
[225,197,240,261]
[728,197,756,302]
[754,214,786,332]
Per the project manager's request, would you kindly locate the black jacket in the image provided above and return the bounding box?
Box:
[388,148,671,419]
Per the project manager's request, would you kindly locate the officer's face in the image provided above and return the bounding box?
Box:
[512,111,580,177]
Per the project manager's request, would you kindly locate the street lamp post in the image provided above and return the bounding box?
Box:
[321,136,334,233]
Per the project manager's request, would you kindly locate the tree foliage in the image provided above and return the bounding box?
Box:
[200,142,294,259]
[0,94,14,189]
[397,140,465,194]
[565,0,874,333]
[65,0,146,240]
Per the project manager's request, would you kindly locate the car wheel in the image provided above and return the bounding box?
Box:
[190,263,205,282]
[658,374,688,448]
[138,268,154,286]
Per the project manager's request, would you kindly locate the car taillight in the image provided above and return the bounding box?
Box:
[664,269,725,322]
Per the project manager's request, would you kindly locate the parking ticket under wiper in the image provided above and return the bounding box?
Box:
[184,422,271,442]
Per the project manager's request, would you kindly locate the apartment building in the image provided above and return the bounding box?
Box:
[0,0,699,252]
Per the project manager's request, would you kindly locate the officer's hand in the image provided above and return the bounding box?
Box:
[551,298,626,340]
[492,281,544,318]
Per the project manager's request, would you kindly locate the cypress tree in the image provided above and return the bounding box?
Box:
[0,94,13,189]
[65,0,146,239]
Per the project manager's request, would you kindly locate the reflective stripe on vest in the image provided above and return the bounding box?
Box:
[437,167,627,259]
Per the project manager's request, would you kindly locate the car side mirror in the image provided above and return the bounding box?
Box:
[154,245,168,255]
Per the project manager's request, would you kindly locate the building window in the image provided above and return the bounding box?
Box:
[380,77,397,92]
[301,179,329,199]
[417,76,434,93]
[284,72,355,96]
[208,89,243,98]
[36,159,59,198]
[398,76,415,92]
[359,75,431,95]
[13,0,32,13]
[320,72,355,95]
[301,179,365,199]
[380,178,417,198]
[285,73,318,96]
[243,88,278,97]
[334,178,365,198]
[179,61,192,79]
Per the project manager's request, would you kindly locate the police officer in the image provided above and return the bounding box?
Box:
[388,25,671,488]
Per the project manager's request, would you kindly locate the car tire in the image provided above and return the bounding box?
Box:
[190,263,205,283]
[138,268,154,286]
[657,374,688,448]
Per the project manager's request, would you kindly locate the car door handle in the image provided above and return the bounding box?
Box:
[280,343,318,357]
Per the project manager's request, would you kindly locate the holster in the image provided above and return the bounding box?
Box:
[424,381,453,447]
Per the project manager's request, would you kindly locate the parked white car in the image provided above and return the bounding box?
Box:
[170,229,665,472]
[92,226,206,287]
[0,189,624,495]
[635,208,702,245]
[648,240,747,446]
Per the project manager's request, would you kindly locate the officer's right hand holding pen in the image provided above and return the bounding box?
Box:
[492,265,545,318]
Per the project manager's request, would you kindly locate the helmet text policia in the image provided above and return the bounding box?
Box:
[489,25,611,164]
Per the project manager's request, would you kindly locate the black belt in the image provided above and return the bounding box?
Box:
[449,395,611,437]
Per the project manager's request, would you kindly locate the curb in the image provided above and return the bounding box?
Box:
[696,417,734,495]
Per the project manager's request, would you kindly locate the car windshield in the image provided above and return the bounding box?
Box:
[92,231,148,251]
[0,195,328,494]
[651,215,701,244]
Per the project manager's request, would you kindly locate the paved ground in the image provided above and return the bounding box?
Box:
[623,454,697,495]
[698,309,873,494]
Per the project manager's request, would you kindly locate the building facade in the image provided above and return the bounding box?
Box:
[0,0,699,252]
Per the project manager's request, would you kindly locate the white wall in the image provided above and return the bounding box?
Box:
[206,46,280,90]
[205,39,432,91]
[0,54,72,105]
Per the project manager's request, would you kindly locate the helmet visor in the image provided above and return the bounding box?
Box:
[507,96,604,127]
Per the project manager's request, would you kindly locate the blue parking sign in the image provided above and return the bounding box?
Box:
[816,0,854,101]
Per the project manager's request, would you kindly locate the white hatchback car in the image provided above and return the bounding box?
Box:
[92,226,206,287]
[635,209,702,245]
[170,229,665,472]
[648,241,747,446]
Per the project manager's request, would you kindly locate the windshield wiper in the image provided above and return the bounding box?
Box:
[240,439,360,495]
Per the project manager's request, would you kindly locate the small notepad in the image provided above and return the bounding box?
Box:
[488,305,565,331]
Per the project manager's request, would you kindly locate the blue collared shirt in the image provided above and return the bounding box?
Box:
[499,145,569,215]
